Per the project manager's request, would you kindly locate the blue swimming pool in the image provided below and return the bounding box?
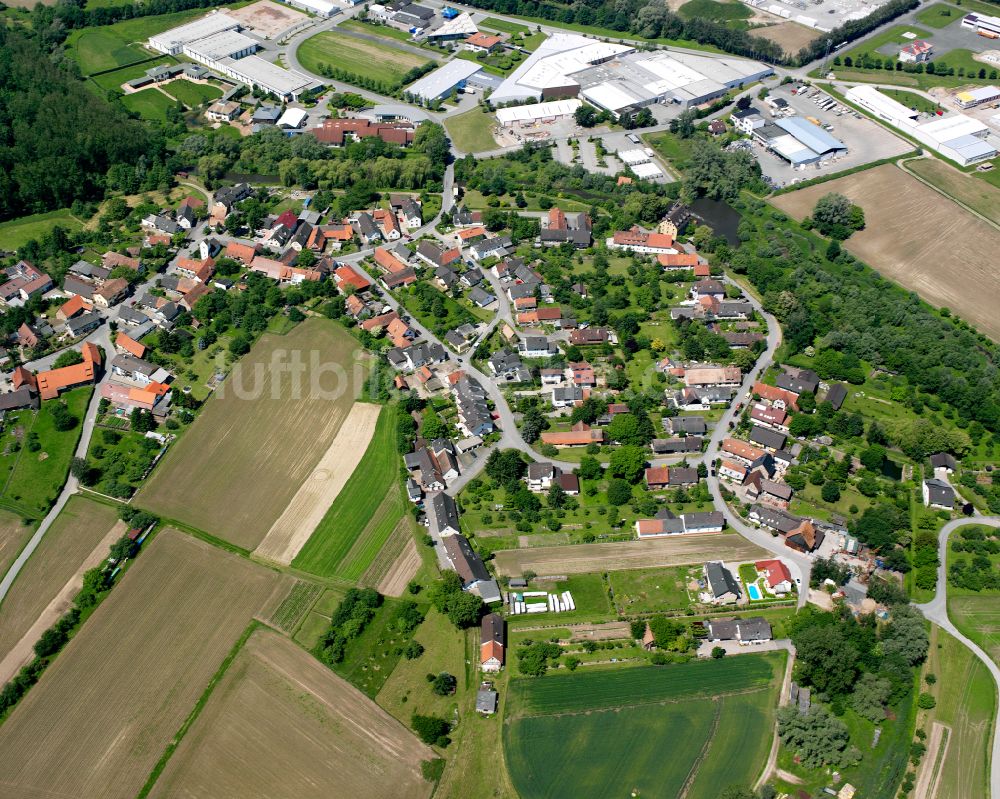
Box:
[747,583,763,601]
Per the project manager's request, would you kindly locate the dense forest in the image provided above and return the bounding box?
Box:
[0,28,162,222]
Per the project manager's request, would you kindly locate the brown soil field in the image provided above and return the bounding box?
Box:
[0,520,126,685]
[0,509,33,583]
[136,319,365,549]
[905,157,1000,226]
[227,0,307,38]
[377,535,422,597]
[0,529,289,799]
[148,626,434,799]
[0,496,117,660]
[254,401,381,565]
[491,534,768,576]
[755,21,819,55]
[771,164,1000,341]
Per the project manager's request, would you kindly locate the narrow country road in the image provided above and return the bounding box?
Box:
[915,516,1000,799]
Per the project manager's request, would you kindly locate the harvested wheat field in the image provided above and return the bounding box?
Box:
[376,534,422,597]
[0,509,32,585]
[0,496,117,660]
[492,534,768,577]
[755,21,818,55]
[254,402,381,565]
[137,319,365,549]
[0,520,126,686]
[0,529,290,799]
[772,164,1000,341]
[147,626,435,799]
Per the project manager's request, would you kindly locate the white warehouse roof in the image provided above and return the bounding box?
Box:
[427,12,478,38]
[495,99,581,124]
[845,84,919,124]
[631,162,663,179]
[277,107,308,127]
[407,60,482,101]
[617,148,651,165]
[287,0,338,14]
[184,29,258,60]
[148,12,241,52]
[916,113,990,143]
[220,54,313,97]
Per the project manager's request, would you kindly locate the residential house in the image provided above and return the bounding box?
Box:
[540,421,603,447]
[539,207,592,248]
[645,466,671,490]
[651,436,703,454]
[224,241,260,265]
[382,267,417,290]
[568,327,614,346]
[747,478,793,510]
[552,385,585,408]
[664,415,706,436]
[923,478,955,510]
[569,362,596,388]
[115,332,146,359]
[102,251,141,273]
[17,322,40,349]
[657,251,701,270]
[480,613,505,672]
[56,295,93,322]
[930,453,958,473]
[427,491,462,538]
[333,265,372,293]
[65,311,101,338]
[606,226,677,255]
[704,561,740,604]
[775,368,819,396]
[684,366,741,387]
[749,404,788,431]
[517,336,557,359]
[416,241,462,270]
[526,462,559,491]
[691,279,725,299]
[755,559,793,594]
[753,381,798,411]
[465,31,504,53]
[705,617,772,645]
[731,106,765,134]
[825,383,847,410]
[656,202,692,238]
[540,368,564,386]
[93,278,129,308]
[469,237,510,262]
[749,424,787,452]
[718,459,748,483]
[0,261,53,306]
[111,353,164,387]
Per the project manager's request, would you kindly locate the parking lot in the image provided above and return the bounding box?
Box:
[749,83,912,187]
[746,0,894,34]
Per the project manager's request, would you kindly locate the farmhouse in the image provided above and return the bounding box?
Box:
[635,511,724,537]
[749,424,787,452]
[442,533,500,602]
[35,342,102,400]
[481,613,505,672]
[0,261,53,307]
[651,436,703,454]
[426,490,462,537]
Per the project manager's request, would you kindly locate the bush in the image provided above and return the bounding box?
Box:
[917,692,936,709]
[411,713,450,746]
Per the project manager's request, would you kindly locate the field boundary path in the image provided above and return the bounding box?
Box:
[916,515,1000,799]
[897,156,1000,234]
[0,520,127,685]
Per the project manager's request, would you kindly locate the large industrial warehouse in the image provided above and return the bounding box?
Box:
[753,117,848,166]
[488,33,772,116]
[148,10,315,99]
[847,84,998,166]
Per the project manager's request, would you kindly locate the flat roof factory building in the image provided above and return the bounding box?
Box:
[148,12,242,55]
[283,0,338,16]
[406,60,483,102]
[219,54,314,100]
[183,29,259,65]
[495,99,582,126]
[487,33,772,115]
[753,116,847,165]
[846,84,997,166]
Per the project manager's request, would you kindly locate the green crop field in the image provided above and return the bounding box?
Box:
[678,0,751,22]
[505,654,783,799]
[121,88,176,123]
[296,32,433,86]
[292,406,400,579]
[0,209,83,250]
[67,9,208,74]
[166,79,223,107]
[508,654,780,715]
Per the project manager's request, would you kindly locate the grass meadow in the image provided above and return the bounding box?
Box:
[296,32,433,86]
[0,209,83,250]
[165,79,223,107]
[505,654,783,799]
[121,88,176,123]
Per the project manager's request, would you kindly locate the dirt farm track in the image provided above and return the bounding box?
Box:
[0,530,290,799]
[149,627,435,799]
[772,164,1000,341]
